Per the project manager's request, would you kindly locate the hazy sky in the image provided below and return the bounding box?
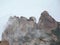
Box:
[0,0,60,40]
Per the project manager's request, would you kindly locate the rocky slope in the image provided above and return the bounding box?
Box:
[2,11,60,45]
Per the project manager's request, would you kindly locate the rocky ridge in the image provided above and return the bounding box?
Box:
[2,11,60,45]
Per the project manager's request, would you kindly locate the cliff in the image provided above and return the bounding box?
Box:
[2,11,60,45]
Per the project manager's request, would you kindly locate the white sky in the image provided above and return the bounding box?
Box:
[0,0,60,40]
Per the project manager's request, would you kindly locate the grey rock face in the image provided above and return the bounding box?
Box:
[38,11,57,32]
[2,16,52,45]
[2,11,60,45]
[38,11,60,45]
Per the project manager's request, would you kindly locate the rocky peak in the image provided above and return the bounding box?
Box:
[38,11,57,33]
[2,11,60,45]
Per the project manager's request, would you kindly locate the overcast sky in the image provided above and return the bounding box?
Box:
[0,0,60,40]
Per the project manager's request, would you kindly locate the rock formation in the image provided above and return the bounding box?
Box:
[0,41,9,45]
[38,11,57,32]
[2,11,60,45]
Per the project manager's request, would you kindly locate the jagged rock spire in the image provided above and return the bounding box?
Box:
[38,11,57,32]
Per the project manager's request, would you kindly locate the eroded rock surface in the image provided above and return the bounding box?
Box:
[38,11,60,45]
[38,11,57,31]
[2,11,60,45]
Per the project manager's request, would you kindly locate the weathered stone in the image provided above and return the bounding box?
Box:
[2,11,60,45]
[0,41,9,45]
[2,15,52,45]
[38,11,57,33]
[38,11,60,45]
[28,16,36,22]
